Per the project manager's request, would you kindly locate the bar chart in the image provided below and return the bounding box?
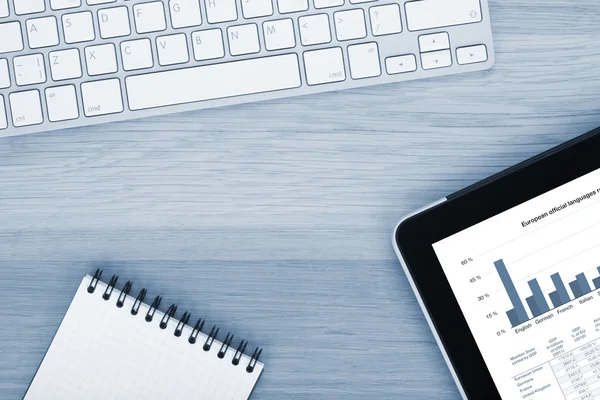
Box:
[431,168,600,399]
[496,258,600,327]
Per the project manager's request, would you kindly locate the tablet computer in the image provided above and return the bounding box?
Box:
[393,126,600,400]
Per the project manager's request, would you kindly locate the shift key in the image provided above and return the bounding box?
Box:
[405,0,482,32]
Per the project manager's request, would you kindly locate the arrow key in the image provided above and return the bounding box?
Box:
[421,49,451,70]
[418,32,449,53]
[385,54,417,75]
[457,44,488,65]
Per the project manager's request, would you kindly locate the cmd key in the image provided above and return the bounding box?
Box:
[405,0,482,32]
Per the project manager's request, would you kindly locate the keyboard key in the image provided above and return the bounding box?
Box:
[0,22,24,54]
[26,17,60,49]
[10,90,43,127]
[191,29,225,60]
[121,39,154,71]
[14,54,46,86]
[169,0,202,28]
[0,0,8,17]
[98,7,131,39]
[82,79,123,117]
[227,24,260,56]
[350,0,374,4]
[157,34,189,65]
[385,54,416,74]
[134,2,167,33]
[457,44,488,65]
[277,0,308,14]
[242,0,273,19]
[369,4,401,36]
[0,95,6,129]
[205,0,237,23]
[304,47,345,85]
[334,9,366,41]
[419,32,449,53]
[63,12,95,43]
[0,59,9,88]
[405,0,482,32]
[421,49,451,70]
[314,0,343,9]
[46,85,79,122]
[299,14,330,46]
[348,42,380,79]
[125,54,301,110]
[88,0,116,4]
[50,0,81,10]
[49,49,83,80]
[14,0,45,15]
[263,19,295,51]
[85,44,118,76]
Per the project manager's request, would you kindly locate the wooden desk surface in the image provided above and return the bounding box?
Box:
[2,0,600,398]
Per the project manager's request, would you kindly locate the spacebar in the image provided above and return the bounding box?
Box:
[126,54,301,111]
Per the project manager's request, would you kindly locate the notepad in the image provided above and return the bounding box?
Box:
[25,271,264,400]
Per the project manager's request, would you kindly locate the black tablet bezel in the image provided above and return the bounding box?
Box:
[395,127,600,399]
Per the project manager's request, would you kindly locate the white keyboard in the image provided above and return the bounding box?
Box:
[0,0,495,137]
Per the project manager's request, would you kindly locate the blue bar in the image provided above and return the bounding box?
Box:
[570,280,583,299]
[526,296,541,317]
[495,260,528,325]
[593,277,600,290]
[527,279,550,314]
[576,273,592,295]
[506,309,520,326]
[551,273,570,305]
[549,291,562,308]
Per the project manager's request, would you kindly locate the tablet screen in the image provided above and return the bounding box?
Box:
[433,167,600,399]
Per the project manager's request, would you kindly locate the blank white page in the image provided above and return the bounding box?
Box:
[25,275,264,400]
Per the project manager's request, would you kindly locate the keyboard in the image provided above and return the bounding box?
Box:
[0,0,495,138]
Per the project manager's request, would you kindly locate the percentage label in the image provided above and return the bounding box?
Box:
[461,257,474,266]
[469,275,482,283]
[477,293,490,301]
[496,329,506,336]
[485,312,498,319]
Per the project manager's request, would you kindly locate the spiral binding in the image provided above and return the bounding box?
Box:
[102,275,118,300]
[87,269,262,373]
[116,281,132,308]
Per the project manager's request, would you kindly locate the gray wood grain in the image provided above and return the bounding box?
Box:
[1,0,600,398]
